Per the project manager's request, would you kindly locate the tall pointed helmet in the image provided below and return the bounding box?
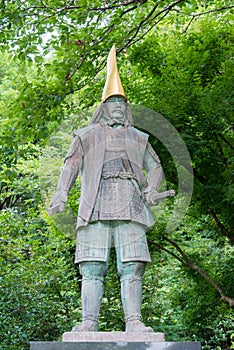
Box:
[102,45,126,102]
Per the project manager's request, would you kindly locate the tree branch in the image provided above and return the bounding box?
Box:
[119,0,185,52]
[63,1,177,87]
[0,193,20,210]
[208,209,233,244]
[217,140,228,167]
[181,5,234,33]
[127,3,160,37]
[63,22,114,83]
[126,8,171,48]
[88,0,144,12]
[220,134,234,150]
[182,163,232,242]
[187,5,234,18]
[120,4,139,17]
[182,16,196,34]
[148,239,188,266]
[35,0,145,23]
[190,261,234,307]
[164,236,194,265]
[150,237,234,307]
[39,0,48,8]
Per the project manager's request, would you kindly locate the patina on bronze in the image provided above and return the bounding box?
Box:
[48,46,175,333]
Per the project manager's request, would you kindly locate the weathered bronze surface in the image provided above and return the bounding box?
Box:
[48,47,175,333]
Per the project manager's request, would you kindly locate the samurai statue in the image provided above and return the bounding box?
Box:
[48,46,174,332]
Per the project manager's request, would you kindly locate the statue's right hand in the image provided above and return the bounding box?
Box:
[47,190,68,215]
[47,202,65,215]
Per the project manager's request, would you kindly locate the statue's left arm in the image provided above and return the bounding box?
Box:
[143,142,164,206]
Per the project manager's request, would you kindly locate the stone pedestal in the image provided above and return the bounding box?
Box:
[62,331,165,342]
[30,332,201,350]
[30,341,201,349]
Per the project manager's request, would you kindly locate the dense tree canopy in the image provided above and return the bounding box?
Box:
[0,1,233,349]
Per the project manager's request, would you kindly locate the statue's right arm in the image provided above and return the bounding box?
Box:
[47,135,83,215]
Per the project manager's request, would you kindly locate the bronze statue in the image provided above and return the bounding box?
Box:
[48,46,174,333]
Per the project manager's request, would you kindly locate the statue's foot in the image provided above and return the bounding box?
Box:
[125,320,154,333]
[72,320,98,332]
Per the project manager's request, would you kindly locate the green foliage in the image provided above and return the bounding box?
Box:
[124,15,234,241]
[144,213,234,349]
[98,251,125,332]
[0,2,233,350]
[0,208,81,350]
[0,141,81,349]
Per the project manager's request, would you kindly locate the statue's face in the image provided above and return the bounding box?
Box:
[105,96,127,124]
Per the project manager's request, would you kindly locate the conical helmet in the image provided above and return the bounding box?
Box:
[102,45,126,102]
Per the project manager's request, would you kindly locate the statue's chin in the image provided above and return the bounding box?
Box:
[110,113,124,124]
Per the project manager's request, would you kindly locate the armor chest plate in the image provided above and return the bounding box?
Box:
[105,125,126,152]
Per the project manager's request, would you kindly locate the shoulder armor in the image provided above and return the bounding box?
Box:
[65,134,82,161]
[73,124,100,138]
[129,126,149,141]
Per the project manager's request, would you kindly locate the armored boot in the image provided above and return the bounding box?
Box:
[72,276,103,332]
[121,277,153,333]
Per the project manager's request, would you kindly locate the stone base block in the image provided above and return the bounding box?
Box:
[30,341,201,350]
[62,331,165,342]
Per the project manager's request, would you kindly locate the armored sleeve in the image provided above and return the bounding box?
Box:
[48,134,83,215]
[143,142,163,190]
[56,134,83,193]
